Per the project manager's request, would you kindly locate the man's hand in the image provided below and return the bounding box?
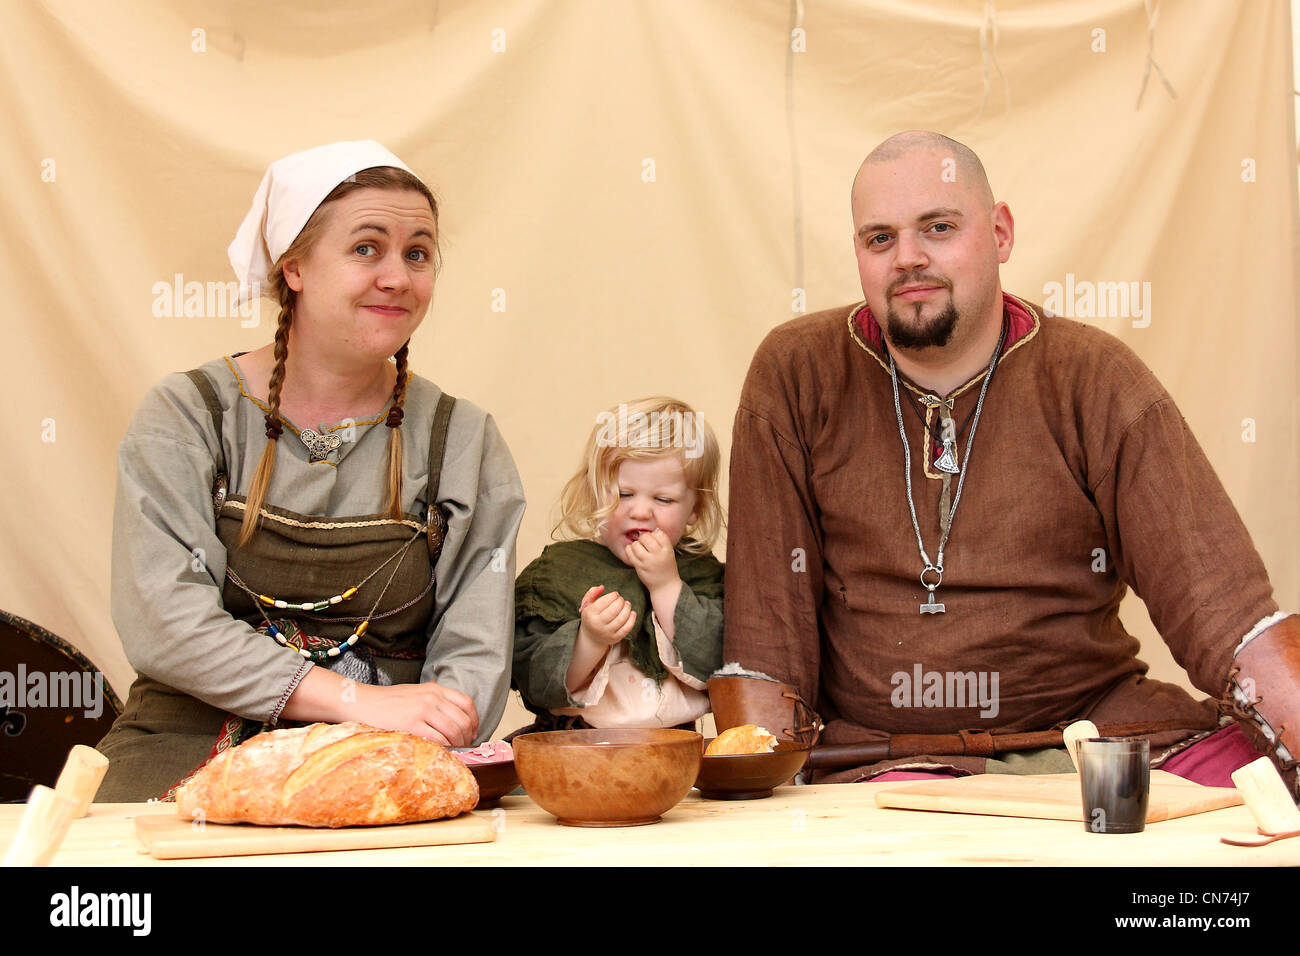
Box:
[578,584,638,647]
[625,529,680,593]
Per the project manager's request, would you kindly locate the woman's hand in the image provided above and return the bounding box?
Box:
[578,584,637,647]
[282,668,479,747]
[355,681,479,747]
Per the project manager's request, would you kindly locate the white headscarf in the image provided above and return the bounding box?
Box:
[227,140,415,301]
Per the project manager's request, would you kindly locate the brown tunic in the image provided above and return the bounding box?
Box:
[723,295,1278,781]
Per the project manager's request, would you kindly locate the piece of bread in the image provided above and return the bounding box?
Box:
[705,724,778,756]
[175,722,478,827]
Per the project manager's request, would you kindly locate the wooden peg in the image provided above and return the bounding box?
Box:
[1062,720,1098,773]
[1231,756,1300,835]
[54,745,109,818]
[2,785,80,867]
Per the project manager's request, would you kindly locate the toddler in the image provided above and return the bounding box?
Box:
[512,397,724,730]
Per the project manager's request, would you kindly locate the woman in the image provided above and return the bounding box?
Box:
[95,141,526,802]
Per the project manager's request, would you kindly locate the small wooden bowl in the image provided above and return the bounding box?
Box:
[513,729,702,827]
[467,759,519,808]
[695,739,811,800]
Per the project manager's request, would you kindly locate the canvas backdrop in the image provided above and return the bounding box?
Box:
[1,0,1296,739]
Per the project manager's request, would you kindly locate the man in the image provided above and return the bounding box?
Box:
[720,131,1299,791]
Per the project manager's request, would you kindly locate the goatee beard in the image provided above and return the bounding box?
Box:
[886,300,959,351]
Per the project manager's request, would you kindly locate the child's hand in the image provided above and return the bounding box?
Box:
[625,529,680,592]
[578,584,637,647]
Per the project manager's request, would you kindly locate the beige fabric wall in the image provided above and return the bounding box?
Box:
[2,0,1296,739]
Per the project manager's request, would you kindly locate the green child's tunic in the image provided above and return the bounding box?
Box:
[513,539,724,725]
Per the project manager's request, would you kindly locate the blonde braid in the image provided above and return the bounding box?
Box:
[383,340,410,519]
[237,288,293,547]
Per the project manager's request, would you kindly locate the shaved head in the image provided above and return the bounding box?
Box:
[848,129,1014,385]
[852,131,993,210]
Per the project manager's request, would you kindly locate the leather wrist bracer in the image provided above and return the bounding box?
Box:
[1221,614,1300,801]
[707,670,822,746]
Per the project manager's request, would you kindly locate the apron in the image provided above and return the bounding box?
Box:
[95,367,455,802]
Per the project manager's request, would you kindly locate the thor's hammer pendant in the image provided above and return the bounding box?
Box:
[920,589,946,614]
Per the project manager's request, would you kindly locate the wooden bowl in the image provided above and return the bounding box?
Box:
[467,759,519,807]
[513,729,703,827]
[695,739,811,799]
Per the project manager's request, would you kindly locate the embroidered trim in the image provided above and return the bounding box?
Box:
[222,497,425,532]
[845,293,1042,401]
[270,659,312,726]
[1232,611,1295,656]
[223,356,410,435]
[852,761,976,783]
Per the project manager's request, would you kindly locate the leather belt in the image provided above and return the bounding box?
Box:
[804,719,1215,771]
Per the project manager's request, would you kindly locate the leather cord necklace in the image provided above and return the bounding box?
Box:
[902,389,981,475]
[886,320,1006,614]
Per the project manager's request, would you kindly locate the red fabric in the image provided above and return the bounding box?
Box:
[868,725,1264,787]
[852,292,1037,355]
[1160,724,1264,788]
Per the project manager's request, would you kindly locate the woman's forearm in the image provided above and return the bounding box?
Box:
[280,666,358,723]
[279,668,477,745]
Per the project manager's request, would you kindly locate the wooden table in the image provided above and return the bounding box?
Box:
[4,780,1295,866]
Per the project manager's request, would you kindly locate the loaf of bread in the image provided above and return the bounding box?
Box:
[706,724,778,756]
[175,722,479,827]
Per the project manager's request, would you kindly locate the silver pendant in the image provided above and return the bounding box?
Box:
[299,428,342,463]
[933,438,960,474]
[211,473,228,514]
[920,589,946,614]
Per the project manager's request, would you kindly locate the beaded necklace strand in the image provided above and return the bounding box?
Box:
[225,523,424,663]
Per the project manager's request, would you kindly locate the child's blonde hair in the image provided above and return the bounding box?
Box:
[554,396,724,554]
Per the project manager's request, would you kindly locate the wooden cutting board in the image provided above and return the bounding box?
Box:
[135,811,496,860]
[874,770,1242,823]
